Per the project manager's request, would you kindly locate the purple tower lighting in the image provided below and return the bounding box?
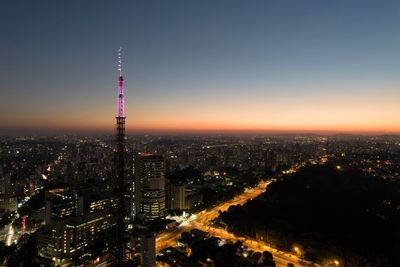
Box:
[117,47,125,118]
[114,47,127,265]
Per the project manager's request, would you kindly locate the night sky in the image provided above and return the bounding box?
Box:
[1,0,399,134]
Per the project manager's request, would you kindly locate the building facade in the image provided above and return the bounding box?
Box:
[134,154,166,221]
[166,182,185,210]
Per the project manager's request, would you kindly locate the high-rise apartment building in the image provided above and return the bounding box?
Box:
[0,170,17,214]
[37,210,114,265]
[166,182,185,210]
[134,154,166,221]
[45,188,83,224]
[38,188,115,265]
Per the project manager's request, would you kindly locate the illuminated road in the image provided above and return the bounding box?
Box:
[156,180,271,251]
[5,224,14,246]
[156,164,321,267]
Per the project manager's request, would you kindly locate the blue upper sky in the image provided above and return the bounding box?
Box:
[1,0,399,133]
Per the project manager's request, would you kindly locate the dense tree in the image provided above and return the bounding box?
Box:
[18,189,45,216]
[220,164,400,267]
[167,166,202,182]
[5,235,39,267]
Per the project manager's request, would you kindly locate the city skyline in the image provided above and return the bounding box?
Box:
[1,0,399,135]
[0,2,399,265]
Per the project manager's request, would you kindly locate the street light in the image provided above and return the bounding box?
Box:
[292,245,302,257]
[324,259,340,266]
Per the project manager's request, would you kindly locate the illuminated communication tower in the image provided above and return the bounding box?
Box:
[115,47,127,266]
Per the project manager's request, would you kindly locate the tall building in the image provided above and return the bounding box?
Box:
[0,170,17,214]
[45,188,83,224]
[265,149,277,171]
[166,181,185,210]
[130,232,156,267]
[0,171,13,195]
[134,154,166,221]
[37,210,114,265]
[141,233,156,267]
[37,189,115,266]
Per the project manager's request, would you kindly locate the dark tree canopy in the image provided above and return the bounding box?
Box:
[220,164,400,267]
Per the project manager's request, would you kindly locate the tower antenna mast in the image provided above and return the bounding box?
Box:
[117,47,125,118]
[118,47,122,77]
[115,47,127,266]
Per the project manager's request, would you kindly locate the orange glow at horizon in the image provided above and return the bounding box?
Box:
[2,92,399,134]
[1,83,399,134]
[3,120,399,134]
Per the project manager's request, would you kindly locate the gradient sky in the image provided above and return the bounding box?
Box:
[1,0,399,134]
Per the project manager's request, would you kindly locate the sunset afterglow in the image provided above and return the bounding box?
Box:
[1,1,399,134]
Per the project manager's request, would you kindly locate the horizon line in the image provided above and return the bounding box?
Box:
[1,127,399,136]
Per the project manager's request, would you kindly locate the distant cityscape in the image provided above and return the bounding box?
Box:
[0,132,399,266]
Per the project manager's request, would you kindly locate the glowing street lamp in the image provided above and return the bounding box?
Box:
[324,259,340,266]
[292,245,302,257]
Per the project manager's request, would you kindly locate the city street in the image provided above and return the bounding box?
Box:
[156,173,319,267]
